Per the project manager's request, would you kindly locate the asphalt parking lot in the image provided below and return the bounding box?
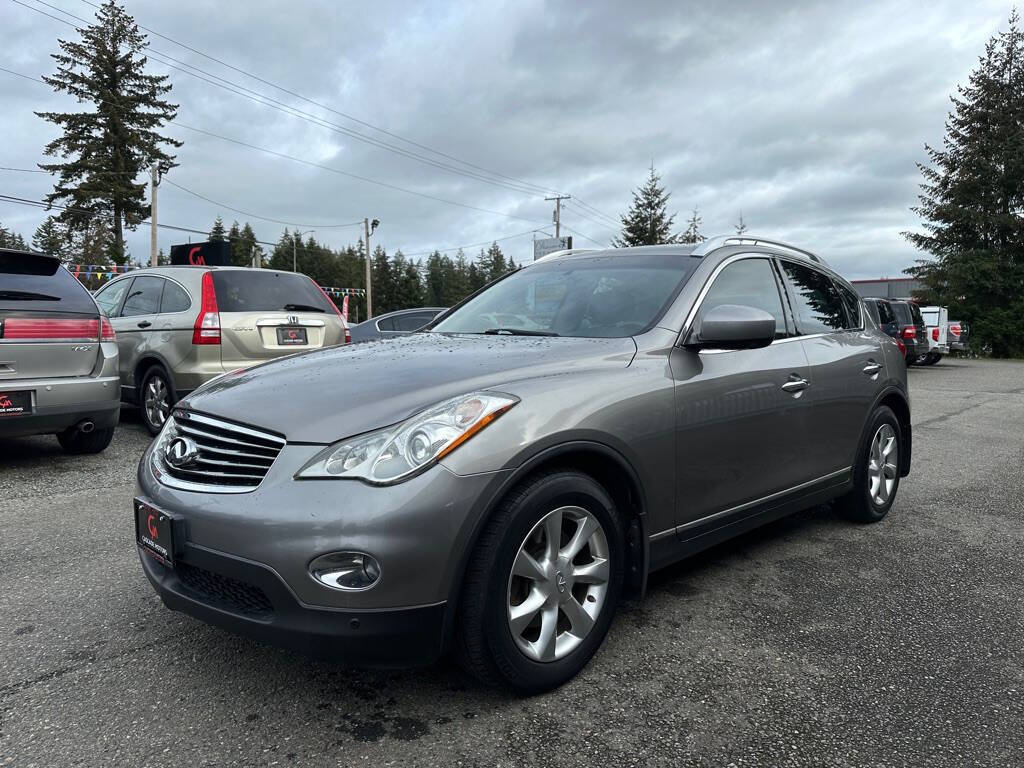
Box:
[2,359,1022,767]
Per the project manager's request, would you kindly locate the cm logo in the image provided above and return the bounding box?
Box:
[188,246,206,265]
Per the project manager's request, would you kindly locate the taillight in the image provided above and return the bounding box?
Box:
[932,327,939,341]
[1,317,99,340]
[101,316,116,341]
[192,271,221,345]
[896,338,906,356]
[901,326,915,339]
[311,279,349,343]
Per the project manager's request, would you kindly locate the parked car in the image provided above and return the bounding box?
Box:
[916,305,950,365]
[948,320,970,352]
[890,300,927,364]
[93,266,348,435]
[349,307,447,343]
[862,297,909,361]
[0,248,120,453]
[134,236,911,693]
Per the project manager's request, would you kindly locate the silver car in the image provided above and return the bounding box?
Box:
[0,248,120,453]
[93,266,349,435]
[134,236,911,692]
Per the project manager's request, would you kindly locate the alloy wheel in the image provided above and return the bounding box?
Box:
[867,423,898,506]
[506,505,610,663]
[145,374,170,429]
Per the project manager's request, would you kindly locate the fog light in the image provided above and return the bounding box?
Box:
[309,552,381,591]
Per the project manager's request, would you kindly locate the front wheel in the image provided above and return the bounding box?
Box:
[456,469,624,693]
[837,405,902,523]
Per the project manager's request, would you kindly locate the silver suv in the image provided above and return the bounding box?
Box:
[134,236,911,692]
[94,266,348,434]
[0,249,120,453]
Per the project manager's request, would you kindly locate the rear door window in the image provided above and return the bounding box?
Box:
[0,250,96,314]
[835,282,863,329]
[779,261,847,335]
[211,271,333,313]
[697,257,791,339]
[877,301,895,325]
[160,280,191,313]
[891,302,912,325]
[94,277,132,317]
[121,276,164,317]
[393,312,434,331]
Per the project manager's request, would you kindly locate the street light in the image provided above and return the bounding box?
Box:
[293,229,316,272]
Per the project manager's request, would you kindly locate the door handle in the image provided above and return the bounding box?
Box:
[137,320,152,328]
[862,362,883,375]
[781,377,810,393]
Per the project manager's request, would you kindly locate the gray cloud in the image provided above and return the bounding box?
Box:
[0,0,1015,278]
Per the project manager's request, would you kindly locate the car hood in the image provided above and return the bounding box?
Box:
[182,332,637,443]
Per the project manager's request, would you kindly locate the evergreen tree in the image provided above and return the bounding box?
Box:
[735,212,748,235]
[0,223,29,250]
[424,251,446,307]
[391,252,425,309]
[681,207,705,244]
[157,247,168,266]
[612,165,680,246]
[209,216,227,242]
[371,245,394,313]
[32,216,69,257]
[904,10,1024,357]
[227,221,261,267]
[479,242,510,282]
[36,1,181,264]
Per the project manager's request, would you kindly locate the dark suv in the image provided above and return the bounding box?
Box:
[0,249,120,452]
[863,298,925,363]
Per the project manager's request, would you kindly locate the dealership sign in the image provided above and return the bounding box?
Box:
[170,241,232,266]
[533,236,572,261]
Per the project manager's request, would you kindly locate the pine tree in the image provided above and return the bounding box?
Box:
[680,207,705,244]
[735,212,748,235]
[36,0,181,264]
[371,245,394,313]
[209,216,227,242]
[0,223,29,250]
[904,10,1024,357]
[612,165,680,246]
[479,242,509,282]
[32,216,69,257]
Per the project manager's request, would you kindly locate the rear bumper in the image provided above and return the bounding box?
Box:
[0,374,119,437]
[139,543,447,666]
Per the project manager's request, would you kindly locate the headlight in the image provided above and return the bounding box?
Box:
[296,391,518,484]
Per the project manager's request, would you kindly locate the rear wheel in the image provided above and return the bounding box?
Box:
[57,425,115,454]
[837,405,902,523]
[456,469,624,693]
[140,366,174,436]
[922,353,942,365]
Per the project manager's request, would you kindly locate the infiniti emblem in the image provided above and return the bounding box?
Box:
[165,436,200,468]
[556,571,567,593]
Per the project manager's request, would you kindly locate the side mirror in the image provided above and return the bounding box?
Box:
[684,304,776,350]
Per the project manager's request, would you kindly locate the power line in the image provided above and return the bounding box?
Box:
[570,197,621,226]
[400,228,544,258]
[562,201,620,233]
[161,179,363,229]
[0,166,47,173]
[75,0,567,198]
[560,224,609,248]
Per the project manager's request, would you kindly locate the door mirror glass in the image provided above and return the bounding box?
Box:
[685,304,776,350]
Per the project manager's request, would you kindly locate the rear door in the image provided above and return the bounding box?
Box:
[0,251,102,383]
[110,275,165,383]
[211,270,344,368]
[777,260,884,479]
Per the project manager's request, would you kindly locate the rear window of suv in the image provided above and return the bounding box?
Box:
[211,271,335,313]
[0,250,97,313]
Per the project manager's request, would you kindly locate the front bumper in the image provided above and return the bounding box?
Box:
[138,543,447,665]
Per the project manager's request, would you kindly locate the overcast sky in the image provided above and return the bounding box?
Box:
[0,0,1016,279]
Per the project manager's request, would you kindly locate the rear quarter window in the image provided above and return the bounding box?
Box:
[211,271,334,313]
[0,250,97,314]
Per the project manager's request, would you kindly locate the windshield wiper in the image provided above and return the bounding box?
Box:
[0,290,61,301]
[482,327,559,336]
[282,303,325,313]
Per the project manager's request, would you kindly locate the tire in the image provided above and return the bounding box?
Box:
[140,365,175,436]
[57,425,115,454]
[837,405,902,523]
[456,469,625,694]
[923,353,942,366]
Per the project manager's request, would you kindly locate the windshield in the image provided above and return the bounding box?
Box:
[211,270,335,313]
[430,253,698,338]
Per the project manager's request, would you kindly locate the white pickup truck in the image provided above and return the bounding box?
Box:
[917,305,950,365]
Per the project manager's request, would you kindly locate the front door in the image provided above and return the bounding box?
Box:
[670,256,813,533]
[111,275,165,391]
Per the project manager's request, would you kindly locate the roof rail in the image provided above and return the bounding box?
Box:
[691,235,825,264]
[533,248,597,262]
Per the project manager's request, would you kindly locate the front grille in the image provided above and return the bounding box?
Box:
[176,562,274,618]
[154,410,285,493]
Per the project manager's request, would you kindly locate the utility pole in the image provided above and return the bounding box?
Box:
[364,217,379,319]
[150,165,159,267]
[544,195,571,239]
